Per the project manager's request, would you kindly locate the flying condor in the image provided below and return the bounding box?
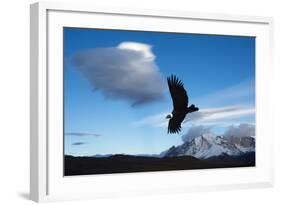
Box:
[166,74,199,134]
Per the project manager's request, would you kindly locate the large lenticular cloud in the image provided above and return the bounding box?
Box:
[71,42,165,106]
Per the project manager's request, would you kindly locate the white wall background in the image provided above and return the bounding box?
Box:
[0,0,280,204]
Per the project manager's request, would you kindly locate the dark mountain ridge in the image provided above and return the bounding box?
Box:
[65,151,255,176]
[65,134,255,176]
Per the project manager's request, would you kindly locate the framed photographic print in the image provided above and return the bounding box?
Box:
[30,2,274,202]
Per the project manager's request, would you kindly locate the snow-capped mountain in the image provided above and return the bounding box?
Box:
[161,133,255,159]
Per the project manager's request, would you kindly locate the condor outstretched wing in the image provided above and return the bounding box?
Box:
[168,112,186,134]
[167,74,188,110]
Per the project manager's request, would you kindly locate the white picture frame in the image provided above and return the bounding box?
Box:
[30,2,274,202]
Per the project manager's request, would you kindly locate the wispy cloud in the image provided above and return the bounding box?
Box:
[195,78,255,107]
[223,123,255,138]
[132,78,255,128]
[72,142,87,146]
[132,112,168,127]
[182,125,212,142]
[132,105,254,128]
[184,105,255,124]
[181,123,255,142]
[65,132,101,137]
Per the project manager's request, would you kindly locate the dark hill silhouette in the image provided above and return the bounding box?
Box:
[64,152,255,176]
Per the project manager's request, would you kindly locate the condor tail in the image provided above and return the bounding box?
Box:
[187,104,199,113]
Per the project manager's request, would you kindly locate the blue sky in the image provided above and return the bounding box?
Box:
[64,27,255,156]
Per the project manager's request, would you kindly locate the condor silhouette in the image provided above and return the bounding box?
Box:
[166,75,199,134]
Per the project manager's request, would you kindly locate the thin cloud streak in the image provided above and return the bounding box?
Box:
[132,105,254,128]
[185,106,255,123]
[131,112,168,127]
[194,78,255,107]
[72,142,87,146]
[65,132,101,137]
[132,78,255,128]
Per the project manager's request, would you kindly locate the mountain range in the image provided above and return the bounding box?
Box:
[160,134,255,159]
[90,134,255,160]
